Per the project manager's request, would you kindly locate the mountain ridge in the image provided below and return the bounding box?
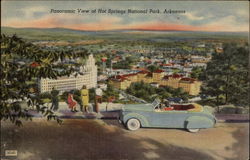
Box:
[1,26,248,34]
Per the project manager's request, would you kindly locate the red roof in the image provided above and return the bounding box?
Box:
[180,77,196,82]
[161,64,172,66]
[123,73,137,77]
[138,70,150,74]
[154,69,164,73]
[110,75,130,82]
[162,76,170,80]
[172,74,183,78]
[163,74,183,80]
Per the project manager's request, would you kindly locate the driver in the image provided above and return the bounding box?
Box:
[160,103,165,110]
[162,99,173,111]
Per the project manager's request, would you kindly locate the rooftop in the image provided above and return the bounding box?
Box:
[153,69,164,73]
[163,74,183,80]
[180,77,196,83]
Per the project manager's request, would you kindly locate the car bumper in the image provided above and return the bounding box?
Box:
[118,113,123,124]
[118,119,122,124]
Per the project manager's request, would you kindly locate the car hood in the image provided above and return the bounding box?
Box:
[123,104,154,112]
[202,106,215,115]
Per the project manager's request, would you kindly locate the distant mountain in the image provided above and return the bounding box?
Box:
[1,26,99,41]
[1,26,248,41]
[2,26,248,34]
[1,26,96,35]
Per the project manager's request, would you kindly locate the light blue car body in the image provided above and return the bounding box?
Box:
[119,101,216,130]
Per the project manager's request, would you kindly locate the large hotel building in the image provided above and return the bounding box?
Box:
[38,54,97,93]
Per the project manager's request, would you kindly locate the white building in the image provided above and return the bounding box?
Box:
[38,54,97,93]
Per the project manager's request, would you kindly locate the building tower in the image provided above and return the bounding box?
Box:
[38,54,97,93]
[101,57,107,74]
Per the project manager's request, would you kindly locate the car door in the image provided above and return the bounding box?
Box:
[149,110,189,128]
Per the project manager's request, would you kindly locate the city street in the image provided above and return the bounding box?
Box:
[1,119,249,160]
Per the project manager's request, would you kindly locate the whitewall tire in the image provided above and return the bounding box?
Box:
[187,128,200,133]
[127,118,141,131]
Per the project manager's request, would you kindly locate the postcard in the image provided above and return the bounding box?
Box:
[1,1,249,160]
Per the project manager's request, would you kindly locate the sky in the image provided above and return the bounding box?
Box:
[1,1,249,32]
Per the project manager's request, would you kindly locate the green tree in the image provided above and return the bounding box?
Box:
[126,81,189,102]
[147,65,159,72]
[190,66,205,80]
[88,88,96,103]
[103,84,120,102]
[202,43,249,106]
[0,34,88,125]
[112,56,137,69]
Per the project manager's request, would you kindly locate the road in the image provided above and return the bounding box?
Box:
[1,119,249,160]
[24,102,250,123]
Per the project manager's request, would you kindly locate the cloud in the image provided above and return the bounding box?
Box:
[204,15,249,32]
[125,21,221,31]
[184,12,204,21]
[2,15,245,32]
[1,1,249,32]
[4,14,79,28]
[21,6,49,18]
[236,9,249,18]
[3,14,123,31]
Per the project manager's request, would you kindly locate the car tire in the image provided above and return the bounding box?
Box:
[127,118,140,131]
[187,128,200,133]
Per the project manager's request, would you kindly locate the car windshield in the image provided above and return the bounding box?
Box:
[152,99,161,109]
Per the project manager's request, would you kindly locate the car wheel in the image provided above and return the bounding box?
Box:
[187,128,200,133]
[127,118,140,131]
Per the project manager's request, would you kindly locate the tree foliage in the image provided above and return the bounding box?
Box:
[202,43,249,106]
[103,84,120,102]
[190,66,205,80]
[0,34,89,125]
[112,56,136,69]
[147,65,159,72]
[126,81,189,102]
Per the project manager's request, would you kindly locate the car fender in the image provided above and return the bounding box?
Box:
[123,113,149,127]
[185,116,214,129]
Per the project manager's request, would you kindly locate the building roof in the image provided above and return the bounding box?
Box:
[110,75,130,82]
[161,63,173,66]
[153,69,164,73]
[163,74,183,80]
[180,77,196,83]
[138,70,150,74]
[172,74,184,78]
[123,73,138,77]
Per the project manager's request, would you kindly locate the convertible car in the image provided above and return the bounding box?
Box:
[119,99,216,132]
